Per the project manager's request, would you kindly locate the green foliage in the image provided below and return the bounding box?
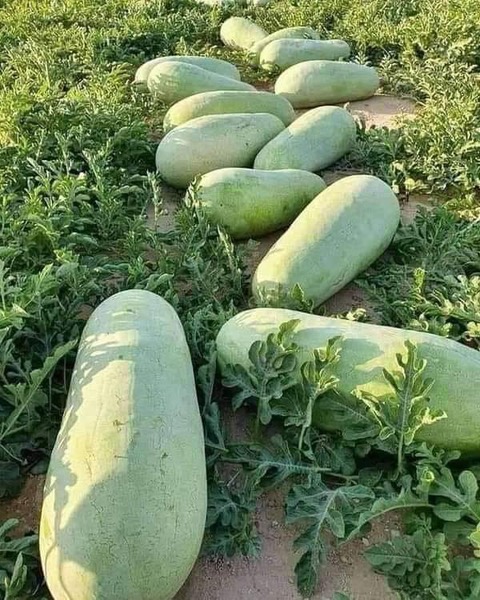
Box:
[222,320,300,429]
[447,556,480,600]
[360,206,480,343]
[364,517,450,600]
[347,487,432,542]
[286,339,341,451]
[286,479,374,596]
[254,282,316,313]
[227,434,328,489]
[365,514,480,599]
[0,520,42,599]
[354,340,442,474]
[422,467,480,523]
[0,339,77,474]
[309,435,357,477]
[267,336,342,455]
[203,480,261,558]
[320,340,444,474]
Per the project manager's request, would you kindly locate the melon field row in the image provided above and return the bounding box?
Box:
[0,1,479,599]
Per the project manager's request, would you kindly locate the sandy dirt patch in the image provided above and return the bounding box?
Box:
[345,95,416,129]
[294,94,416,129]
[146,184,182,232]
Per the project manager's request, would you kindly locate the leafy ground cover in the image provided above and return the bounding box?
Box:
[0,0,479,598]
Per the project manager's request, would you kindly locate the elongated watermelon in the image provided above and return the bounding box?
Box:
[156,113,285,188]
[147,61,254,104]
[249,26,320,64]
[134,55,241,86]
[193,167,326,239]
[252,175,400,306]
[216,308,480,453]
[260,39,350,72]
[40,290,207,600]
[164,90,295,132]
[275,60,380,108]
[254,106,356,172]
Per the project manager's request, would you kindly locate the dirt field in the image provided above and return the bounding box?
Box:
[0,94,418,599]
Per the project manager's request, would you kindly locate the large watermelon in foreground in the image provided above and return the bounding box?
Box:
[40,290,207,600]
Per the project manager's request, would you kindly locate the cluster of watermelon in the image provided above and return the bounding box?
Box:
[134,16,394,308]
[38,13,480,600]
